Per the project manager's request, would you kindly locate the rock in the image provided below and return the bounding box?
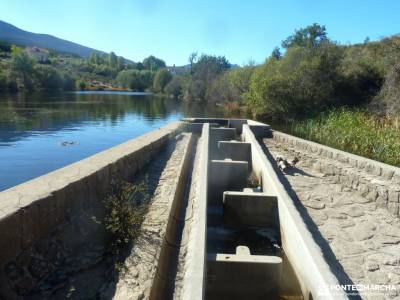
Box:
[304,200,325,210]
[348,224,375,241]
[342,262,365,279]
[329,212,347,219]
[366,261,379,272]
[376,196,388,208]
[366,190,378,202]
[308,211,328,226]
[388,203,399,216]
[342,205,365,217]
[339,220,356,228]
[389,191,399,203]
[367,271,389,285]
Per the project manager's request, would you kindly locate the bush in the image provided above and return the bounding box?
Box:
[164,76,186,98]
[62,73,76,91]
[77,80,86,90]
[377,59,400,114]
[34,64,62,90]
[208,66,255,103]
[103,178,150,252]
[153,68,172,93]
[246,43,343,119]
[116,69,155,91]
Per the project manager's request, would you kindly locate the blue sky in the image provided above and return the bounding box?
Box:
[1,0,400,66]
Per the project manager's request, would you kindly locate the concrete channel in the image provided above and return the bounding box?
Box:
[0,119,349,299]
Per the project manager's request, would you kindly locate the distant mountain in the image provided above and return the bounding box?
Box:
[0,20,105,58]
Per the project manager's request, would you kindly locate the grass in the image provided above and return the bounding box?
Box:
[279,108,400,167]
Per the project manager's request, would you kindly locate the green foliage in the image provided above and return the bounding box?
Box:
[142,55,166,71]
[153,68,172,93]
[34,64,62,90]
[77,80,86,90]
[185,54,230,101]
[11,46,36,90]
[207,66,255,103]
[164,75,186,98]
[246,42,344,119]
[103,178,150,252]
[282,108,400,166]
[109,51,118,69]
[282,23,327,49]
[116,69,155,91]
[271,47,282,60]
[0,70,6,91]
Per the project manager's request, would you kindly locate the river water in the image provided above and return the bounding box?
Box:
[0,91,223,191]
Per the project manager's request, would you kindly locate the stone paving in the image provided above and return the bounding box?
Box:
[264,138,400,300]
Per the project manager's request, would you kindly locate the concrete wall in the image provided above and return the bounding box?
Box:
[243,125,347,300]
[0,122,183,269]
[182,123,209,300]
[272,131,400,218]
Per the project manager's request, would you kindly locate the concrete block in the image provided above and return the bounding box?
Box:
[223,191,278,229]
[209,128,236,159]
[185,123,219,133]
[217,141,251,163]
[206,246,282,299]
[227,119,247,134]
[208,159,248,205]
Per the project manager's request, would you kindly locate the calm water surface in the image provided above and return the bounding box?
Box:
[0,91,222,191]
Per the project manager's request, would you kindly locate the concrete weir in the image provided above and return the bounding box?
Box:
[182,118,347,300]
[0,118,349,299]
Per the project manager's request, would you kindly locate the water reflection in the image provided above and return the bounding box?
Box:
[0,91,223,191]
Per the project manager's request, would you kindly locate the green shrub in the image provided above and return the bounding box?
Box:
[153,68,172,93]
[246,43,343,120]
[165,76,186,98]
[116,69,155,91]
[103,178,150,253]
[34,64,62,90]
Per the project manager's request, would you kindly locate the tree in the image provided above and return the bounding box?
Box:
[142,55,166,71]
[34,65,62,90]
[185,54,230,101]
[246,42,344,119]
[116,69,155,91]
[11,45,35,90]
[117,56,125,70]
[109,52,118,69]
[282,23,328,49]
[153,68,172,93]
[271,47,282,60]
[165,76,185,98]
[189,52,198,74]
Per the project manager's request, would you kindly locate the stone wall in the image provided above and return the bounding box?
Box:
[0,122,183,270]
[272,131,400,218]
